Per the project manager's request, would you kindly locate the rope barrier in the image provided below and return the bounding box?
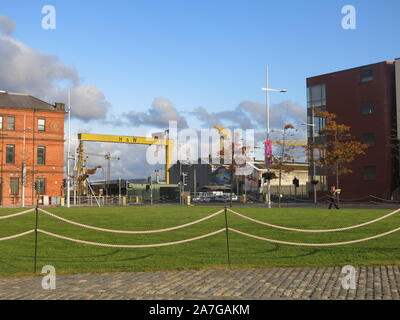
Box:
[36,228,226,248]
[369,201,388,205]
[335,195,372,202]
[1,206,400,250]
[369,195,400,203]
[38,208,224,234]
[228,226,400,247]
[0,208,35,220]
[285,197,312,202]
[228,208,400,233]
[0,229,35,241]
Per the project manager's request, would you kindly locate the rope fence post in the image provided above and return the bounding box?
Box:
[224,205,231,266]
[33,204,39,274]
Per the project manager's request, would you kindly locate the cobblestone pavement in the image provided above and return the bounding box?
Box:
[1,266,400,300]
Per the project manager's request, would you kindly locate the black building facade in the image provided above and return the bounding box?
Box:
[169,161,212,193]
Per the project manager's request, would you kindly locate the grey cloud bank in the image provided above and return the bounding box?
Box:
[192,100,307,132]
[0,17,110,122]
[123,97,188,129]
[0,15,15,35]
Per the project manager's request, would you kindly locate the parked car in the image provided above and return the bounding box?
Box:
[222,194,238,202]
[198,196,211,202]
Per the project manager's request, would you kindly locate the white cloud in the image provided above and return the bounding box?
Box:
[0,17,111,121]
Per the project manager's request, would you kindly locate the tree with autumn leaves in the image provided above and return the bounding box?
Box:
[309,109,368,191]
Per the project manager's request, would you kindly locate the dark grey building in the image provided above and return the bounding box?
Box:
[169,161,212,193]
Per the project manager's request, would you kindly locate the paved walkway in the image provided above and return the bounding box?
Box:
[1,266,400,300]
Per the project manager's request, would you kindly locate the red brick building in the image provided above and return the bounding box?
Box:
[0,91,66,206]
[306,59,400,199]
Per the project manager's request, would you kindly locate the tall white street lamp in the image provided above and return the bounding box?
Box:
[261,66,287,208]
[302,122,317,205]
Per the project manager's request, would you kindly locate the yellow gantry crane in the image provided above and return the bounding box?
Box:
[77,133,175,184]
[214,126,307,149]
[272,140,307,147]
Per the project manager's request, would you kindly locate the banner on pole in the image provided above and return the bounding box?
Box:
[264,140,273,166]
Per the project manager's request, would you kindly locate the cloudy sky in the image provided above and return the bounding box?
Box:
[1,0,399,179]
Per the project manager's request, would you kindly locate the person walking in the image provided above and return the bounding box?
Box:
[327,186,340,209]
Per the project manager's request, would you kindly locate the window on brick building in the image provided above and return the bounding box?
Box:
[7,116,15,130]
[362,133,375,146]
[37,146,46,165]
[0,116,3,130]
[36,178,46,195]
[361,101,374,115]
[6,145,15,164]
[361,66,374,83]
[363,166,376,181]
[10,177,19,195]
[38,119,46,132]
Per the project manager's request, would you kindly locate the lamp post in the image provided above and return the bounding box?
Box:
[301,122,317,205]
[261,66,287,208]
[67,90,71,208]
[22,115,31,208]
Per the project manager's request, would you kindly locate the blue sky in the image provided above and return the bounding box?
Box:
[1,0,399,177]
[3,0,399,123]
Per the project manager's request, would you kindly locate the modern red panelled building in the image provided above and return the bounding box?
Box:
[0,91,66,206]
[306,59,400,199]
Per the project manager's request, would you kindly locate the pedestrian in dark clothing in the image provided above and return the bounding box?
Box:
[327,186,340,209]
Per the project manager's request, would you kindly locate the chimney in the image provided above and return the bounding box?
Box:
[55,102,65,111]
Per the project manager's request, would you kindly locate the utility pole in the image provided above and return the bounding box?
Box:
[155,169,160,184]
[302,118,318,205]
[312,108,317,205]
[230,141,234,207]
[106,153,111,197]
[22,115,26,207]
[179,160,182,205]
[73,152,77,206]
[21,162,26,207]
[265,67,271,208]
[149,176,153,206]
[278,130,287,208]
[118,177,121,205]
[193,168,197,200]
[67,90,71,208]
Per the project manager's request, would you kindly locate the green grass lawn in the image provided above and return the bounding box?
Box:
[1,205,400,277]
